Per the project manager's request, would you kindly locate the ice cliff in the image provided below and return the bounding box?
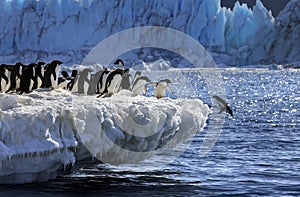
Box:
[0,0,298,67]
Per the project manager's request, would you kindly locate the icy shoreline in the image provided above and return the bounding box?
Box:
[0,90,211,184]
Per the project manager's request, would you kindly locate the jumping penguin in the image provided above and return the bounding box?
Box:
[212,95,233,117]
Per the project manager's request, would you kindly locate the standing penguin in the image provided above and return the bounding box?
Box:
[119,69,131,91]
[67,70,78,91]
[147,79,173,99]
[97,68,128,98]
[56,71,71,89]
[72,68,93,94]
[131,71,151,96]
[87,69,106,95]
[97,69,109,94]
[0,64,9,93]
[32,61,46,90]
[4,62,23,93]
[18,63,36,94]
[42,60,63,89]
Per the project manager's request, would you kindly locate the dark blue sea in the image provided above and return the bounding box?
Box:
[1,68,300,196]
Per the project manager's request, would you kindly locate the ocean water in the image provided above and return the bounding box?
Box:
[1,68,300,196]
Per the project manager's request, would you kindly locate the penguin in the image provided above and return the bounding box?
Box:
[131,71,151,96]
[118,68,131,91]
[212,95,233,117]
[32,61,46,90]
[56,71,71,89]
[87,69,106,95]
[147,79,173,99]
[67,70,78,91]
[6,62,23,93]
[73,68,93,94]
[97,68,128,98]
[0,64,9,93]
[42,60,63,89]
[18,63,36,94]
[97,69,109,94]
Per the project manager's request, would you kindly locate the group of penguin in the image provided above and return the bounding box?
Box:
[0,58,233,117]
[0,60,62,94]
[0,59,173,99]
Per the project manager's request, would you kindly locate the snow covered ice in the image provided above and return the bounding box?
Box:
[0,88,211,183]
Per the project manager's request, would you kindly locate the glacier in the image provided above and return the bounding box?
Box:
[0,0,299,67]
[0,89,211,184]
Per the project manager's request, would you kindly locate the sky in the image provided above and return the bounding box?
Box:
[221,0,291,17]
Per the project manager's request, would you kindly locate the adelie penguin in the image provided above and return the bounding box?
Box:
[42,60,63,89]
[5,62,23,93]
[97,69,109,94]
[76,68,93,95]
[118,68,131,91]
[18,63,36,94]
[32,61,46,90]
[98,68,129,98]
[87,68,107,95]
[212,95,233,117]
[56,70,78,90]
[0,64,9,93]
[147,79,173,99]
[131,71,151,96]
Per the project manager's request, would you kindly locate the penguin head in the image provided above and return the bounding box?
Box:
[38,61,46,66]
[160,79,172,83]
[123,68,130,74]
[51,60,63,65]
[61,71,69,78]
[113,59,124,68]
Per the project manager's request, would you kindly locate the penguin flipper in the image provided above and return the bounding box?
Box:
[166,85,173,94]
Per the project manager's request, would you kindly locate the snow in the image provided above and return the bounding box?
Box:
[0,89,211,183]
[0,0,298,67]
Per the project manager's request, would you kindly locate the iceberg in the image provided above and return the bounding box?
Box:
[0,89,211,184]
[0,0,298,67]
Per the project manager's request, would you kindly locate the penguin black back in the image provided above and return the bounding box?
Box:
[5,62,23,93]
[19,63,36,94]
[42,60,63,88]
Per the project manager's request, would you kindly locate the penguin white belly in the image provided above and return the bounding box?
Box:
[84,81,89,95]
[37,77,42,89]
[132,80,146,95]
[154,84,166,99]
[0,78,6,93]
[108,75,122,94]
[4,71,11,92]
[71,79,78,93]
[15,78,21,90]
[29,79,34,92]
[52,64,60,88]
[100,74,108,93]
[56,80,69,89]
